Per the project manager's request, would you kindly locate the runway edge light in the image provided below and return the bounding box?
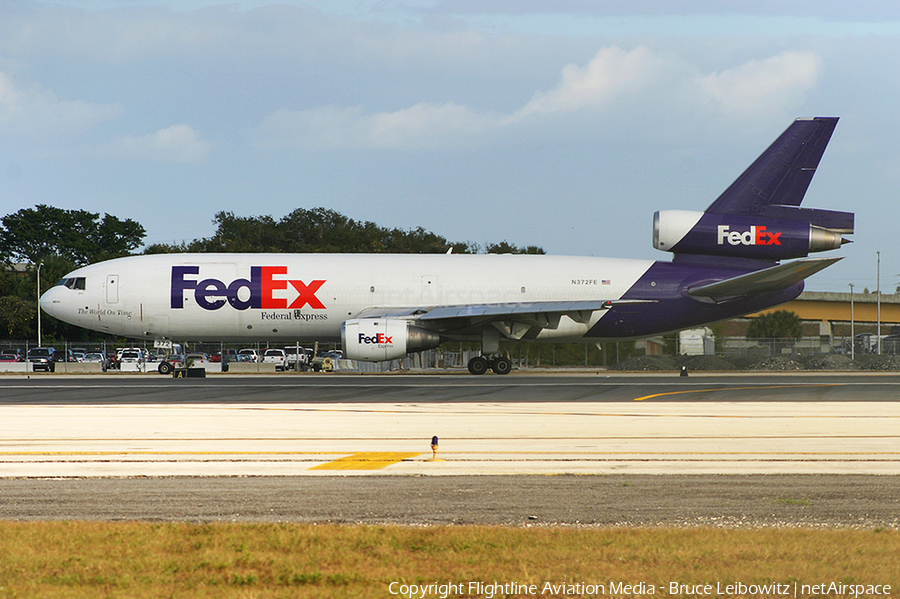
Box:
[429,436,444,462]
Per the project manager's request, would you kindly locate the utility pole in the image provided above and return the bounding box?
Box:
[849,283,854,361]
[877,251,882,356]
[36,262,42,347]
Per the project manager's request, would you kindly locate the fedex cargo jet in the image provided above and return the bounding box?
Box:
[41,117,853,374]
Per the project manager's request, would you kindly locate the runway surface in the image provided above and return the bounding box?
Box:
[0,371,897,524]
[0,371,898,477]
[1,372,899,476]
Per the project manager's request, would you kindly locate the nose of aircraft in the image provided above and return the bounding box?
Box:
[39,286,61,319]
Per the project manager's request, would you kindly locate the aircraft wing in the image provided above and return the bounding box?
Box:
[356,299,654,339]
[686,257,842,301]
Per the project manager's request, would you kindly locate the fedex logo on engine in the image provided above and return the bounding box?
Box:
[717,225,782,246]
[171,266,326,311]
[358,332,393,345]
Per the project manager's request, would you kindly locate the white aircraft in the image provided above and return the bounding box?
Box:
[41,117,852,374]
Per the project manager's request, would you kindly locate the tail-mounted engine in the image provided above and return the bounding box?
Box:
[341,318,441,362]
[653,208,853,260]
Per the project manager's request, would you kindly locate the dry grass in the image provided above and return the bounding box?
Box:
[0,522,895,597]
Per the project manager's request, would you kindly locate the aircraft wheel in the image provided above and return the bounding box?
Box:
[467,356,490,375]
[158,362,173,375]
[491,356,512,375]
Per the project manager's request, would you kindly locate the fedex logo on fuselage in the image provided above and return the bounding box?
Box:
[358,333,393,345]
[171,266,325,311]
[716,225,782,246]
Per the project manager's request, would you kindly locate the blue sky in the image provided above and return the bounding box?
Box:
[4,0,900,292]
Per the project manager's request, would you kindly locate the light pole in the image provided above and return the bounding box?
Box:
[849,283,855,361]
[877,251,882,355]
[36,262,42,347]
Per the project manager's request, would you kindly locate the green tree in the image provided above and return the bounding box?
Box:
[0,256,88,341]
[746,310,802,339]
[0,295,35,338]
[0,296,32,337]
[0,205,145,266]
[484,241,545,255]
[150,208,544,255]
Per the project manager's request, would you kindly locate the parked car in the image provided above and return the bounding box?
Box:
[284,346,314,371]
[1,349,25,362]
[0,354,20,362]
[262,348,287,371]
[82,352,108,367]
[118,348,144,364]
[238,348,260,362]
[52,349,78,365]
[210,349,239,363]
[27,347,56,372]
[117,347,147,361]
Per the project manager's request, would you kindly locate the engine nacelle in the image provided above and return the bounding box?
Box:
[341,318,442,362]
[654,210,847,260]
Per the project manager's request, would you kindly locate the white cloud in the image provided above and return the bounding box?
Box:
[696,51,823,117]
[0,71,121,139]
[250,46,823,151]
[512,46,669,119]
[114,124,210,163]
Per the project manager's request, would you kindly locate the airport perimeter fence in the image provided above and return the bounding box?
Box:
[714,336,900,358]
[1,335,896,373]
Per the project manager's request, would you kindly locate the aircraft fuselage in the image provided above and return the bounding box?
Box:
[40,252,802,344]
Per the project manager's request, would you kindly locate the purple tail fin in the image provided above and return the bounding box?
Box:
[654,117,853,262]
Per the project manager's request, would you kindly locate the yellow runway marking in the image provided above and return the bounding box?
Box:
[633,383,845,401]
[310,452,421,470]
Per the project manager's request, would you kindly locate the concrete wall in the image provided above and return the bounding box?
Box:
[225,362,276,373]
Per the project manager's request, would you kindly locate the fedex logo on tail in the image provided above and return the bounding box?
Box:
[358,332,393,345]
[717,225,782,246]
[171,266,325,311]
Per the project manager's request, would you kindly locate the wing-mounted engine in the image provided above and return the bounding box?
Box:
[653,209,852,261]
[341,318,441,362]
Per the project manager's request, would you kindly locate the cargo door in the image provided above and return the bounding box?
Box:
[420,275,440,306]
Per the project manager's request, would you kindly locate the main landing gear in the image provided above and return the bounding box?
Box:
[467,355,512,375]
[466,326,513,375]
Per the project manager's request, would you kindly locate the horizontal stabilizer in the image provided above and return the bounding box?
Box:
[761,205,854,234]
[686,257,842,300]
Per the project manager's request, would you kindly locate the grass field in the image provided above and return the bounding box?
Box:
[0,522,896,598]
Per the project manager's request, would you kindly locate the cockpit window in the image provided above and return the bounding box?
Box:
[55,277,86,290]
